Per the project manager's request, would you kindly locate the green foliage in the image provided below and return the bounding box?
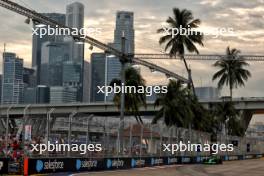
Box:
[212,101,244,136]
[110,66,146,124]
[157,8,204,57]
[212,46,251,97]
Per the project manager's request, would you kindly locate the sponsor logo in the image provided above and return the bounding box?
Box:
[106,159,124,168]
[131,159,145,168]
[182,157,191,163]
[0,161,4,171]
[36,160,44,172]
[36,160,64,172]
[245,155,253,159]
[228,156,238,160]
[151,158,163,165]
[76,159,98,170]
[167,157,178,164]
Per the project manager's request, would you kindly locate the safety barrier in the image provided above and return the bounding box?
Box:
[16,154,264,175]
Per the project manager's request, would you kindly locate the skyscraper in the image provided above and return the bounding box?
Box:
[40,41,71,86]
[105,11,135,101]
[2,52,24,104]
[50,86,77,104]
[105,55,121,101]
[66,2,84,63]
[114,11,134,54]
[32,13,66,84]
[66,2,84,101]
[90,53,106,102]
[82,60,90,102]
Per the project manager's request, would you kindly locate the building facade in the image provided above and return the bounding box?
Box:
[114,11,135,54]
[195,87,220,100]
[90,53,106,102]
[32,13,66,84]
[2,52,24,104]
[50,86,77,103]
[40,41,71,86]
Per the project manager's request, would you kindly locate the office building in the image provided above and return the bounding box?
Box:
[2,52,24,104]
[82,60,90,102]
[66,2,84,101]
[90,53,106,102]
[36,85,50,103]
[62,61,81,87]
[114,11,134,54]
[24,87,37,103]
[32,13,66,84]
[102,11,135,102]
[23,67,36,88]
[195,87,220,100]
[23,85,50,104]
[40,41,71,86]
[105,55,121,101]
[66,2,84,63]
[62,61,81,101]
[50,86,77,103]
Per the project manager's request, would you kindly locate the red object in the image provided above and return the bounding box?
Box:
[24,157,28,176]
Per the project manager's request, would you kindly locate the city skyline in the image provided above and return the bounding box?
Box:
[0,0,263,100]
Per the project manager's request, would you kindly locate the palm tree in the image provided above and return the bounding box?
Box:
[152,80,193,127]
[213,101,244,136]
[157,8,204,92]
[110,66,146,124]
[212,47,251,98]
[189,95,214,132]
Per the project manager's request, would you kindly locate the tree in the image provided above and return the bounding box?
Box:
[189,95,214,132]
[152,80,193,128]
[157,8,204,91]
[212,47,251,98]
[213,101,244,136]
[110,66,146,124]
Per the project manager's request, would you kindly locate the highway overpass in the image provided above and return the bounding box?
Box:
[1,97,264,133]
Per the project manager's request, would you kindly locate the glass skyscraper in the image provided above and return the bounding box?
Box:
[32,13,66,85]
[66,2,84,61]
[90,53,106,102]
[50,86,77,104]
[2,52,24,104]
[66,2,84,101]
[40,41,71,86]
[105,11,135,101]
[114,11,135,54]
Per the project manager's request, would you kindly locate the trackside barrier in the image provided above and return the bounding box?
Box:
[0,158,9,174]
[23,154,264,175]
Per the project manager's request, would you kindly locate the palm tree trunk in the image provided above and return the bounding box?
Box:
[181,55,195,95]
[229,84,233,100]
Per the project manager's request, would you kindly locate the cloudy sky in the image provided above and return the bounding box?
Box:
[0,0,263,122]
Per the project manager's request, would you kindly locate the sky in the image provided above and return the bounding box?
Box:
[0,0,263,123]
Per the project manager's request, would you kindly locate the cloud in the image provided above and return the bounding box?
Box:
[0,0,263,100]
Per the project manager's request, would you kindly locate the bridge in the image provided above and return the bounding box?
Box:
[1,97,264,133]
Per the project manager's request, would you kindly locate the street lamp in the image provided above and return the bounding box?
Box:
[117,119,125,156]
[119,33,126,154]
[68,111,77,157]
[46,108,55,156]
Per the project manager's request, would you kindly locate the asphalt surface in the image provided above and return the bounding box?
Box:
[72,158,264,176]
